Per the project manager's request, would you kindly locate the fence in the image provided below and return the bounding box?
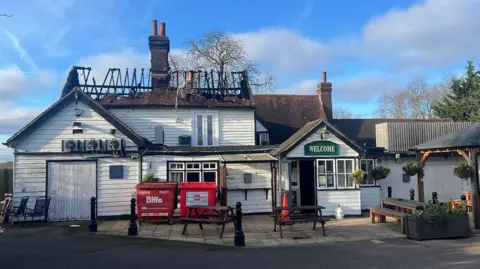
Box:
[0,169,13,198]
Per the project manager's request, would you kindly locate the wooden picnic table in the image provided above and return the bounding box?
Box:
[180,205,236,238]
[273,205,328,238]
[381,198,426,213]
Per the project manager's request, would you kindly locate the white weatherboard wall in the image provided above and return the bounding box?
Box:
[97,158,139,217]
[226,163,272,213]
[286,130,358,158]
[15,101,136,152]
[110,108,255,146]
[379,157,471,202]
[318,190,361,216]
[360,187,381,210]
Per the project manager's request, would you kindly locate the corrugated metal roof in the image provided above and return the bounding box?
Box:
[220,154,277,163]
[375,122,477,152]
[411,124,480,151]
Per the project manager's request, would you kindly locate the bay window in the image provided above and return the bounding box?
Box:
[193,112,217,146]
[317,159,356,189]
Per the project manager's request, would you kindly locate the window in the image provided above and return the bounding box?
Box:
[337,159,355,188]
[257,132,270,145]
[194,112,216,146]
[317,159,335,189]
[109,165,124,179]
[167,161,218,184]
[360,159,375,185]
[317,159,356,189]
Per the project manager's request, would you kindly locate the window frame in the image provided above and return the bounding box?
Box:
[168,171,184,183]
[193,111,218,147]
[317,159,336,189]
[336,159,355,189]
[257,131,270,145]
[359,159,376,186]
[166,161,219,184]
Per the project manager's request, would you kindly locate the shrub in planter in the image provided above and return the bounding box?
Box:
[142,173,160,183]
[407,201,470,240]
[350,169,366,185]
[402,163,424,177]
[453,161,473,180]
[370,166,391,180]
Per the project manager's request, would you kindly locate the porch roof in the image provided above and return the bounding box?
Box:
[220,154,277,163]
[410,124,480,151]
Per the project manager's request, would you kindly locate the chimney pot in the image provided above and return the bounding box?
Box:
[322,71,327,83]
[159,22,166,36]
[152,20,158,36]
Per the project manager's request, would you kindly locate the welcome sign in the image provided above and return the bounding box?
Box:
[304,141,340,155]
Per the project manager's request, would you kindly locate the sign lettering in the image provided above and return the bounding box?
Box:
[304,141,340,155]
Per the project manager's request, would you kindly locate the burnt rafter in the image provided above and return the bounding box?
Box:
[69,66,251,100]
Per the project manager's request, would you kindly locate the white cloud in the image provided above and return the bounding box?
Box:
[0,101,43,136]
[0,65,58,101]
[0,144,13,162]
[235,29,330,75]
[277,79,318,95]
[355,0,480,69]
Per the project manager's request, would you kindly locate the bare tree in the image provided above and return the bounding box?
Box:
[171,30,275,92]
[333,106,354,119]
[376,76,451,119]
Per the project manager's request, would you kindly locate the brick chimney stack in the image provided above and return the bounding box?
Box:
[149,20,170,88]
[317,71,333,121]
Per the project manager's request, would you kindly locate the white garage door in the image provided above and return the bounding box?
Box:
[47,161,96,221]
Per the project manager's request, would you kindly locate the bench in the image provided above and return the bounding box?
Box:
[273,206,328,239]
[180,206,236,238]
[369,207,408,234]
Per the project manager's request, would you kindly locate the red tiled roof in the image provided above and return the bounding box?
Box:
[97,90,254,108]
[254,94,327,144]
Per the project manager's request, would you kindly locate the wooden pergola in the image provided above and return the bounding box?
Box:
[411,124,480,229]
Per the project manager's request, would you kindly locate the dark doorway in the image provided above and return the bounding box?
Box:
[299,160,315,206]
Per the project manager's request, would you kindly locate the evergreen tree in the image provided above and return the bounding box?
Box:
[432,60,480,121]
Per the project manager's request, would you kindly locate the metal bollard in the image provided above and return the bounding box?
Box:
[409,189,415,201]
[234,202,245,247]
[88,197,97,232]
[432,192,438,204]
[461,195,467,202]
[128,198,138,236]
[387,186,392,198]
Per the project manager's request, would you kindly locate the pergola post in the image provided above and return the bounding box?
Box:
[416,151,430,202]
[468,150,480,229]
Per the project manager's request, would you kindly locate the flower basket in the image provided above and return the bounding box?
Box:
[142,173,160,183]
[402,163,423,177]
[350,169,366,184]
[453,161,473,180]
[370,166,390,180]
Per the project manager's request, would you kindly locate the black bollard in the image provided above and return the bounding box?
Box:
[409,189,415,201]
[88,197,97,232]
[432,192,438,204]
[128,198,138,236]
[387,186,392,198]
[461,195,467,202]
[234,202,245,247]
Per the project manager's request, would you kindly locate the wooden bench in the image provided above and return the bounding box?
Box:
[369,207,408,234]
[273,206,328,239]
[179,217,234,238]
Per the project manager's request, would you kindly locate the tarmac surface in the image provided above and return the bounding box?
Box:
[1,224,480,269]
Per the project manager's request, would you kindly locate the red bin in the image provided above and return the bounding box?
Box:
[179,182,217,217]
[136,183,177,223]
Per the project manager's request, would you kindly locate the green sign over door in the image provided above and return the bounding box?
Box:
[304,141,340,155]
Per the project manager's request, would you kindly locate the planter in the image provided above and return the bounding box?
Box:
[402,174,410,182]
[406,215,471,240]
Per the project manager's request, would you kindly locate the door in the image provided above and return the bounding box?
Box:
[299,160,315,206]
[47,161,96,221]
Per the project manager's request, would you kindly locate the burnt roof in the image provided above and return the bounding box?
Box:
[254,94,327,144]
[98,90,254,108]
[331,118,454,148]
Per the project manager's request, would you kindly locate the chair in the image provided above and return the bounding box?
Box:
[8,196,29,225]
[24,197,51,222]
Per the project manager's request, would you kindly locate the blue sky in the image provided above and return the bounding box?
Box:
[0,0,479,160]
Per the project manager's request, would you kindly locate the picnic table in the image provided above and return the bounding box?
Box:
[381,198,426,213]
[273,205,328,238]
[180,205,236,238]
